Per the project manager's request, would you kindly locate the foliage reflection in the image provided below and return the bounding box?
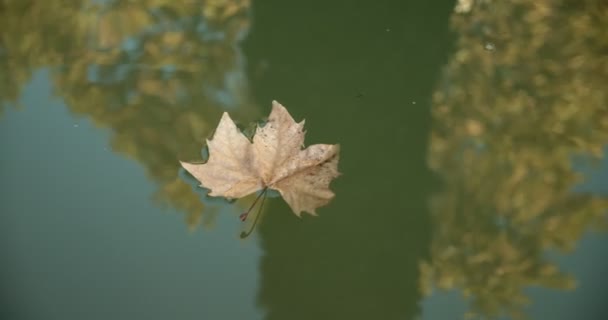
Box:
[0,0,256,228]
[424,0,608,318]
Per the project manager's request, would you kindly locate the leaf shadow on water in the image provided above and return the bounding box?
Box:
[243,1,456,319]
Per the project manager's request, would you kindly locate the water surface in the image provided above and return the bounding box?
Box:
[1,1,607,319]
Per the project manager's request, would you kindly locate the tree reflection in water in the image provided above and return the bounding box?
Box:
[424,0,608,318]
[0,0,257,228]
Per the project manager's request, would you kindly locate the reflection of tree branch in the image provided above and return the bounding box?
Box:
[0,0,256,229]
[425,0,608,318]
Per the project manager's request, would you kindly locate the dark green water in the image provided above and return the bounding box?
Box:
[1,1,607,319]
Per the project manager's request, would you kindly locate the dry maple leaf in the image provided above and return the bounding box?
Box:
[180,101,340,216]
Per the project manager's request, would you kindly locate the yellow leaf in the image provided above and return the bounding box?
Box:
[181,101,340,216]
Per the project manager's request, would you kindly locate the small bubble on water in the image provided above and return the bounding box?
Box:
[484,42,496,51]
[73,124,79,128]
[386,28,391,32]
[411,101,416,105]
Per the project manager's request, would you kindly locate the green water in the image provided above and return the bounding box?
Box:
[1,1,607,319]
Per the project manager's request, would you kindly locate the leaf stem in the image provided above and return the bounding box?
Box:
[240,187,268,239]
